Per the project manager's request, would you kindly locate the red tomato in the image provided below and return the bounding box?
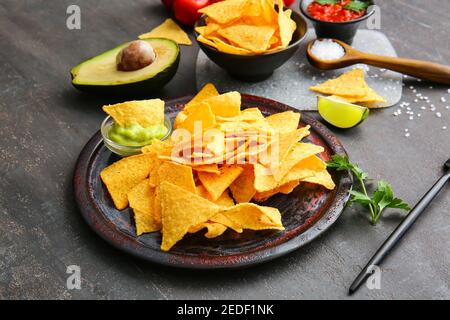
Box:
[283,0,296,7]
[161,0,173,10]
[173,0,211,27]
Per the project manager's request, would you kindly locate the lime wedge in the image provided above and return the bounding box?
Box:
[317,96,369,129]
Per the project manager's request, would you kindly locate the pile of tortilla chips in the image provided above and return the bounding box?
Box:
[196,0,297,55]
[100,83,335,252]
[310,68,387,107]
[139,18,192,46]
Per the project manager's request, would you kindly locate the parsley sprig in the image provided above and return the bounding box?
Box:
[315,0,373,13]
[327,155,410,225]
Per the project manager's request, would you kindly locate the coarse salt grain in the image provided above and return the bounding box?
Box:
[310,39,345,61]
[441,97,446,103]
[443,126,448,130]
[436,112,442,118]
[405,133,410,137]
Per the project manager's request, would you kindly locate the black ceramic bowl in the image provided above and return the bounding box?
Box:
[300,0,376,45]
[194,10,307,82]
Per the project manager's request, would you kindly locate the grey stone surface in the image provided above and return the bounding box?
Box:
[0,0,449,300]
[197,29,403,110]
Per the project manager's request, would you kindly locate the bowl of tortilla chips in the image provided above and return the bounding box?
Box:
[194,0,307,82]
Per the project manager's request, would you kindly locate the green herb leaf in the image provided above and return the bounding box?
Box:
[315,0,339,5]
[344,0,371,12]
[349,190,373,206]
[327,155,368,181]
[327,156,410,225]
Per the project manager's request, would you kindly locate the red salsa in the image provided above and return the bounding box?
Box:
[308,0,366,23]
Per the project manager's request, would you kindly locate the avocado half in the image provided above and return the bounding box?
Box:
[71,38,180,96]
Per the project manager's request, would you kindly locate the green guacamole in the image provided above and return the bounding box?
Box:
[108,122,168,147]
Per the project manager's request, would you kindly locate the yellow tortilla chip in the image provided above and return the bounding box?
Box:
[198,0,247,24]
[157,161,197,194]
[100,153,153,210]
[128,180,160,235]
[310,68,369,98]
[266,111,300,133]
[159,182,220,251]
[217,24,276,53]
[103,99,164,127]
[210,213,243,233]
[277,4,296,48]
[186,92,241,118]
[229,164,256,203]
[253,180,300,202]
[188,222,227,238]
[193,164,221,174]
[185,83,219,110]
[216,108,264,123]
[177,102,217,133]
[174,111,188,129]
[254,143,324,192]
[139,18,192,45]
[334,87,386,104]
[198,165,244,201]
[196,185,235,207]
[301,170,336,190]
[262,126,310,167]
[221,203,284,231]
[209,36,254,55]
[153,161,197,223]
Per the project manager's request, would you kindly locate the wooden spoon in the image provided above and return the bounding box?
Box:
[306,39,450,85]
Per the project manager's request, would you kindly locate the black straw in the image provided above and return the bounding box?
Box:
[348,165,450,295]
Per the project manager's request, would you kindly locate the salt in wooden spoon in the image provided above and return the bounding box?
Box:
[307,39,450,85]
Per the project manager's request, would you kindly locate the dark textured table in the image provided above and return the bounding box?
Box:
[1,0,449,299]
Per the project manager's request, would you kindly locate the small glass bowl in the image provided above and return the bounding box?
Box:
[100,115,172,157]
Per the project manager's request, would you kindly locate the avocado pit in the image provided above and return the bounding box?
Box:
[116,40,156,72]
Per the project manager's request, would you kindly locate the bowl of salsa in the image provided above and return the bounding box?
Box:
[300,0,375,44]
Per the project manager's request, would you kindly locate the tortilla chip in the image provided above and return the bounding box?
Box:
[221,203,284,231]
[177,102,217,133]
[229,164,256,203]
[193,164,221,174]
[272,142,324,181]
[254,143,324,192]
[103,99,164,127]
[157,161,197,194]
[188,222,227,238]
[217,24,276,53]
[100,153,153,210]
[174,111,188,129]
[266,111,300,133]
[208,36,254,55]
[277,5,296,48]
[189,92,241,118]
[196,185,235,207]
[253,180,300,202]
[159,182,220,251]
[310,69,369,98]
[128,179,160,235]
[301,170,336,190]
[198,165,244,201]
[185,83,219,110]
[139,18,192,45]
[216,108,264,123]
[198,0,247,24]
[210,212,243,233]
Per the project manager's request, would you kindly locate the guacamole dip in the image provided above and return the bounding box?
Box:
[108,122,168,147]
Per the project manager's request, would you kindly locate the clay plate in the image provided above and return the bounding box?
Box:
[73,94,352,269]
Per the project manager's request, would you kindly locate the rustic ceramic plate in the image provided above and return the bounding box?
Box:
[73,94,352,269]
